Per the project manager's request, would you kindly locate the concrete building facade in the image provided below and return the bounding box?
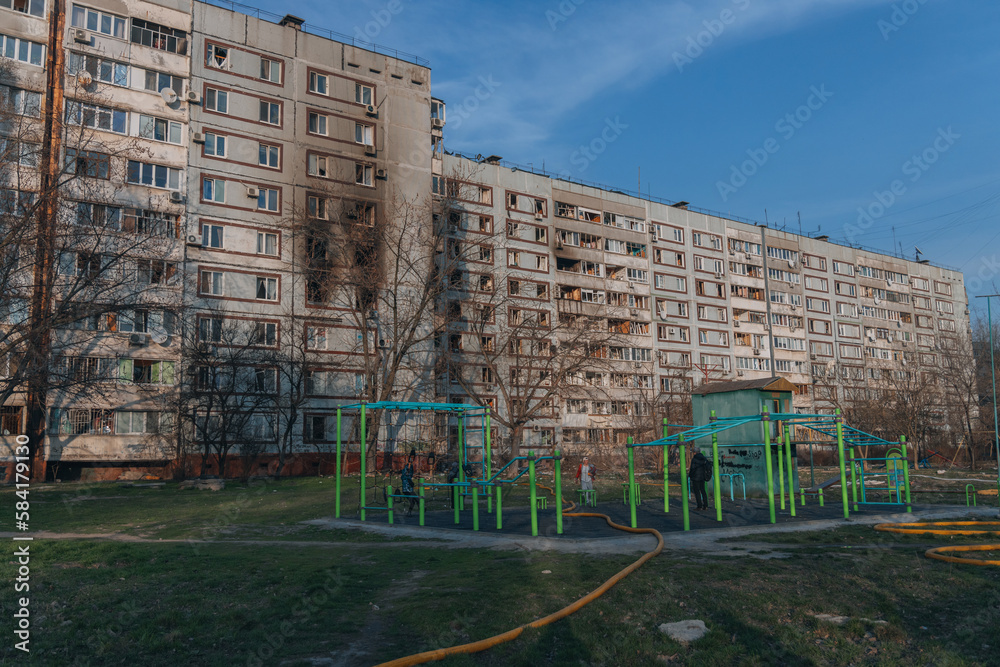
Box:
[0,0,971,477]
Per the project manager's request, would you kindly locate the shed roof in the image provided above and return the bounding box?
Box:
[694,376,797,396]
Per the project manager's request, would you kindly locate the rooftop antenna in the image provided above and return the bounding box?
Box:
[892,226,897,257]
[915,246,923,261]
[798,212,802,237]
[638,166,641,195]
[764,209,769,227]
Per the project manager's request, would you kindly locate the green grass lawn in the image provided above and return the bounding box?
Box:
[2,479,999,665]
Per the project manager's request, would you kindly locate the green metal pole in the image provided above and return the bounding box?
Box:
[453,485,459,525]
[663,417,669,513]
[418,478,425,526]
[809,442,815,487]
[900,436,912,512]
[762,409,776,524]
[335,407,342,519]
[711,414,721,523]
[628,439,637,529]
[529,451,538,537]
[472,483,479,531]
[784,424,796,518]
[849,448,859,511]
[554,450,563,535]
[834,409,850,519]
[458,413,465,483]
[485,409,493,513]
[985,297,1000,508]
[678,434,689,531]
[776,420,786,511]
[387,484,394,525]
[819,487,824,506]
[496,483,503,530]
[360,403,367,522]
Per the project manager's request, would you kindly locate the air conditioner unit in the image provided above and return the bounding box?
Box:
[810,353,817,360]
[733,320,740,328]
[532,425,541,432]
[668,328,676,335]
[367,309,378,320]
[715,271,723,279]
[169,191,184,204]
[377,338,390,349]
[534,212,544,221]
[246,186,260,198]
[753,348,761,356]
[627,282,635,289]
[745,253,752,260]
[737,370,745,377]
[630,309,639,317]
[73,28,89,43]
[365,104,378,117]
[193,132,206,144]
[375,168,387,180]
[186,234,200,245]
[633,362,643,369]
[129,333,146,346]
[431,117,444,129]
[364,149,377,157]
[186,91,201,104]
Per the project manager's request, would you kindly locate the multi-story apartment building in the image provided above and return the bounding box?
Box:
[0,0,970,478]
[434,153,970,456]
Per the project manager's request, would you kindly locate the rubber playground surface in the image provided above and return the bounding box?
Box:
[361,494,914,539]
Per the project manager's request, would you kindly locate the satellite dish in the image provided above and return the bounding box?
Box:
[160,87,179,105]
[150,327,169,345]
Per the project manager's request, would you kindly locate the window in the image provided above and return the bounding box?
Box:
[67,53,127,86]
[255,276,277,301]
[65,101,127,133]
[206,43,229,69]
[355,163,373,186]
[122,207,178,238]
[305,326,327,350]
[138,114,182,144]
[202,178,225,203]
[252,322,277,346]
[355,83,373,105]
[1,0,44,17]
[199,318,223,343]
[257,232,277,256]
[355,123,373,146]
[143,69,184,94]
[307,154,328,177]
[124,160,179,190]
[1,86,41,117]
[258,143,279,168]
[1,139,39,167]
[307,195,327,219]
[206,88,228,113]
[202,224,223,248]
[832,260,854,276]
[200,270,223,295]
[66,149,110,179]
[130,18,186,55]
[257,188,279,212]
[259,100,280,125]
[136,259,176,285]
[260,57,281,83]
[204,132,226,157]
[71,5,126,38]
[308,71,328,95]
[308,112,327,135]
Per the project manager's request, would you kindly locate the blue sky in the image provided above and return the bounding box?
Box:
[284,0,1000,306]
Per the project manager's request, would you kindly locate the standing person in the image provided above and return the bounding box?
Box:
[576,457,596,491]
[688,446,711,510]
[447,461,460,509]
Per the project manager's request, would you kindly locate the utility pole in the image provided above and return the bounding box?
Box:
[24,0,67,480]
[976,294,1000,507]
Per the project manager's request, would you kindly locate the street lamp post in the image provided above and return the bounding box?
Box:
[976,294,1000,507]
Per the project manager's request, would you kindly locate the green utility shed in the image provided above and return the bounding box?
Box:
[691,376,799,497]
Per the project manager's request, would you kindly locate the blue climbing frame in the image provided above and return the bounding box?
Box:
[624,408,912,531]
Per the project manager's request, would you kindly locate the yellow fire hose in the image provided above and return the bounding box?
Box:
[375,484,664,666]
[874,521,1000,566]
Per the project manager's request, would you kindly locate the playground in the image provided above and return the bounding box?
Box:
[2,385,999,665]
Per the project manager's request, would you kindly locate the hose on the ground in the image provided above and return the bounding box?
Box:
[374,483,663,666]
[874,521,1000,566]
